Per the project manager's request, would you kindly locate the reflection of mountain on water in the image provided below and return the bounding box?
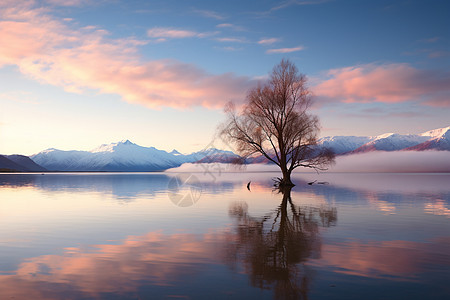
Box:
[0,174,171,200]
[291,173,450,219]
[0,173,236,200]
[292,173,450,195]
[1,173,448,212]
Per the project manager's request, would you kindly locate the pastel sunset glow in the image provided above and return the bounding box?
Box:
[0,0,448,155]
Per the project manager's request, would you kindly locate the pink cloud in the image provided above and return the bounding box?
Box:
[45,0,91,6]
[192,9,225,20]
[313,63,450,107]
[266,45,304,54]
[0,2,254,110]
[147,28,197,38]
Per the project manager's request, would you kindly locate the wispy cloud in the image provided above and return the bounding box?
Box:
[0,2,254,110]
[313,63,450,107]
[419,36,440,43]
[428,51,450,59]
[215,37,246,43]
[216,23,245,31]
[251,0,330,18]
[192,9,225,20]
[266,45,304,54]
[271,0,331,11]
[215,46,243,52]
[258,38,281,45]
[147,27,214,40]
[45,0,92,6]
[0,91,39,104]
[403,47,450,60]
[340,110,428,120]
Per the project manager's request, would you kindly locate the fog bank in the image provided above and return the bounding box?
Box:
[166,151,450,173]
[327,150,450,173]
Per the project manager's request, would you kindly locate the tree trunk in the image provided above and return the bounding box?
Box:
[280,167,295,187]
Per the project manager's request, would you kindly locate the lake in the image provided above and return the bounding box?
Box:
[0,172,449,299]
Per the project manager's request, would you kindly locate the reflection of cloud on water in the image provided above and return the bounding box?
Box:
[425,199,450,217]
[0,230,226,299]
[1,228,447,299]
[367,194,396,215]
[307,238,450,280]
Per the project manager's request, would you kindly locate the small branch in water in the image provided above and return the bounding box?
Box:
[272,177,283,188]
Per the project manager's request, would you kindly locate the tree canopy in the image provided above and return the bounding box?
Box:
[221,59,334,186]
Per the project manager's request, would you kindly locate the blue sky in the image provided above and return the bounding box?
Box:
[0,0,449,155]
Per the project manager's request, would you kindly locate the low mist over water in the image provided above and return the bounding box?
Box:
[169,150,450,174]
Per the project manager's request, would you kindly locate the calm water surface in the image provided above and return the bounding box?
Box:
[0,172,449,299]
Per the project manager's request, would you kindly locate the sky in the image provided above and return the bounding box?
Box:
[0,0,449,155]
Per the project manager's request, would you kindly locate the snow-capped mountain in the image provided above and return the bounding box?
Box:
[319,126,450,154]
[31,140,239,171]
[406,127,450,151]
[318,136,372,154]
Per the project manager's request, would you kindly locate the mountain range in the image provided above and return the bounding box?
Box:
[30,140,239,172]
[319,126,450,154]
[1,126,448,172]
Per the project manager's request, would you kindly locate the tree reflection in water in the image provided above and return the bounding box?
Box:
[226,186,337,299]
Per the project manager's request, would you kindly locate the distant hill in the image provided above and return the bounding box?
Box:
[0,155,25,171]
[5,155,47,171]
[0,155,47,172]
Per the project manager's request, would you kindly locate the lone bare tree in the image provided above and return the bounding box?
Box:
[221,59,334,186]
